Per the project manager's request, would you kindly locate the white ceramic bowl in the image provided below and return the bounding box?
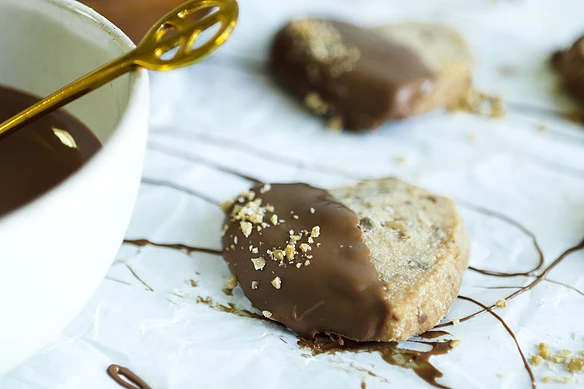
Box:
[0,0,149,374]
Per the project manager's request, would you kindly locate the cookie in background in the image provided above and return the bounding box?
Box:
[552,33,584,102]
[79,0,201,43]
[269,19,473,132]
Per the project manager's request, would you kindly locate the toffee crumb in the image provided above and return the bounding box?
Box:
[271,277,282,289]
[251,257,266,270]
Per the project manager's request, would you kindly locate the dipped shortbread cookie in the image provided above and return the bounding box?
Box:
[269,19,472,131]
[221,178,469,341]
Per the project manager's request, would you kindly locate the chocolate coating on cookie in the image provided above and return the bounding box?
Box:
[269,19,436,131]
[552,34,584,101]
[222,184,389,341]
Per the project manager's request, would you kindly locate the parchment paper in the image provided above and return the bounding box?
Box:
[3,0,584,388]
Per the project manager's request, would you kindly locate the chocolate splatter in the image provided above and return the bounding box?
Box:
[124,239,222,256]
[107,364,151,389]
[298,335,453,389]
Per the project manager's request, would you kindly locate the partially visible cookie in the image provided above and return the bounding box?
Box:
[375,22,473,115]
[221,178,469,342]
[330,178,469,341]
[552,34,584,101]
[268,19,472,132]
[80,0,210,43]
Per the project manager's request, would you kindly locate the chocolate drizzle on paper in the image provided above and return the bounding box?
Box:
[434,240,584,389]
[437,238,584,329]
[107,364,152,389]
[109,128,584,388]
[124,239,222,256]
[453,198,545,277]
[457,295,535,388]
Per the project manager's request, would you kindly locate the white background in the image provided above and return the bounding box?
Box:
[3,0,584,387]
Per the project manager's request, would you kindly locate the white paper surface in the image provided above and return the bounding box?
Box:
[4,0,584,388]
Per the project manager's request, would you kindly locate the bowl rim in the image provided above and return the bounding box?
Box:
[0,0,150,225]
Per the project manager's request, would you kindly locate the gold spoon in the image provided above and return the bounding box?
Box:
[0,0,239,137]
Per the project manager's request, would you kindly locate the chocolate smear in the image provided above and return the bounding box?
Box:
[418,330,451,340]
[299,334,453,389]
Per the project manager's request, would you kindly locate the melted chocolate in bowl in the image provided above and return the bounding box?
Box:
[0,85,102,217]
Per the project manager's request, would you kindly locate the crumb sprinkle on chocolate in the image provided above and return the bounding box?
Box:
[260,184,272,194]
[287,19,361,71]
[240,221,253,238]
[311,226,321,238]
[251,257,266,270]
[271,277,282,289]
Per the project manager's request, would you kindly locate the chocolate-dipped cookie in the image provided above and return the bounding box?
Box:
[552,34,584,101]
[268,19,472,131]
[221,178,469,341]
